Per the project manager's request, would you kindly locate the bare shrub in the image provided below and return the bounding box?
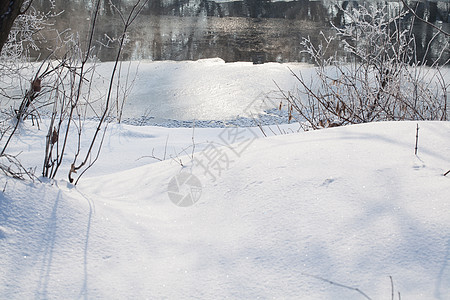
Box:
[40,0,149,184]
[277,4,449,130]
[1,0,148,184]
[0,0,58,181]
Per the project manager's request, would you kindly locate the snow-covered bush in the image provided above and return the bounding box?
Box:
[0,0,56,180]
[279,4,449,130]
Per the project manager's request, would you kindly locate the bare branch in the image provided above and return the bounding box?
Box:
[302,273,372,300]
[400,0,450,37]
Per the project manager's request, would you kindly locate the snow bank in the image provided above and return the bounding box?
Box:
[1,120,449,299]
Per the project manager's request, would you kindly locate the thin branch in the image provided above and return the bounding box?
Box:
[390,276,394,300]
[400,0,450,37]
[70,0,150,184]
[302,273,372,300]
[20,0,34,14]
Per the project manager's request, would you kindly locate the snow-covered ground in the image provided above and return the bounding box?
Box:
[2,58,310,126]
[0,60,449,299]
[105,58,312,123]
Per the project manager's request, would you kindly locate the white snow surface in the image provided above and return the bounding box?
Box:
[89,58,311,122]
[1,120,449,299]
[0,60,449,299]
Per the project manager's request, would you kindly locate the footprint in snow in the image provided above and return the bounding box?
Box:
[320,178,336,187]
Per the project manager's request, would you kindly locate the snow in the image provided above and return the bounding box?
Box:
[0,59,450,299]
[88,58,312,122]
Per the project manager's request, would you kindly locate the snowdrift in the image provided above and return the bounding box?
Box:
[0,121,449,299]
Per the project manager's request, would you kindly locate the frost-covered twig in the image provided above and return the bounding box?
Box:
[274,4,448,130]
[399,0,450,37]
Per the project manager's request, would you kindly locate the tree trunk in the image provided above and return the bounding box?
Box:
[0,0,25,54]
